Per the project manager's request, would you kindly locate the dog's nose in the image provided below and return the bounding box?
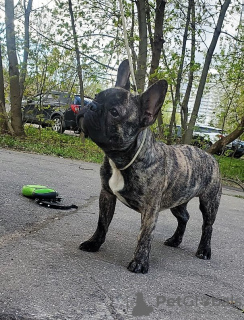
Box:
[89,102,98,112]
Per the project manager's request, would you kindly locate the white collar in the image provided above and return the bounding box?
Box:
[109,129,148,171]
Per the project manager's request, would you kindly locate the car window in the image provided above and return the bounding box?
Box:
[42,92,71,105]
[74,95,81,105]
[74,95,92,106]
[194,126,222,134]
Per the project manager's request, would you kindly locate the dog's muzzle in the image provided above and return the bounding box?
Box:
[82,101,102,134]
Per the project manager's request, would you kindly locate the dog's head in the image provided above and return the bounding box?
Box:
[81,60,168,152]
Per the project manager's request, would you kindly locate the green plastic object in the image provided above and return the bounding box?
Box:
[22,185,58,199]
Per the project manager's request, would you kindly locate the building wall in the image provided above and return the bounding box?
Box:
[180,78,222,126]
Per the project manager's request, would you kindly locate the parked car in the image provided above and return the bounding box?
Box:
[162,124,243,157]
[229,139,244,158]
[191,124,227,151]
[22,91,92,133]
[164,124,225,146]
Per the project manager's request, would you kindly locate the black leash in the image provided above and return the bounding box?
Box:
[35,197,78,210]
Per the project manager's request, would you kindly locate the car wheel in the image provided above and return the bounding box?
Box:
[233,152,243,159]
[52,116,64,133]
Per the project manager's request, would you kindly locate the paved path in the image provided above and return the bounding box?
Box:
[0,148,243,320]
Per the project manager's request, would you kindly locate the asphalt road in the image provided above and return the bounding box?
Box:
[0,148,243,320]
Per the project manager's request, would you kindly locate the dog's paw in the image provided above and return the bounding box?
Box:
[164,236,182,247]
[196,248,211,260]
[127,259,149,274]
[79,240,101,252]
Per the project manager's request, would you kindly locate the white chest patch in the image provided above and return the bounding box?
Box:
[108,159,130,206]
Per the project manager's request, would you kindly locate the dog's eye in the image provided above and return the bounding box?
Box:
[110,108,119,117]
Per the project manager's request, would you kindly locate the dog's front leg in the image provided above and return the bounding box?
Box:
[128,209,159,274]
[79,188,116,252]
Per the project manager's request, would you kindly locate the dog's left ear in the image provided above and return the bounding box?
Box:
[115,59,130,91]
[140,80,168,128]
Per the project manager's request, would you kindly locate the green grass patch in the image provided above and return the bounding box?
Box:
[0,126,104,163]
[215,155,244,183]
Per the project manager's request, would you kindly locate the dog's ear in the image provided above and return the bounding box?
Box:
[115,59,130,91]
[140,80,168,128]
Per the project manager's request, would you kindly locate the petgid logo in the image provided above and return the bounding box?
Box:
[132,292,153,316]
[127,292,244,317]
[156,295,244,308]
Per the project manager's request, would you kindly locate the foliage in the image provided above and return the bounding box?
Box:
[216,155,244,183]
[0,0,243,142]
[213,25,244,134]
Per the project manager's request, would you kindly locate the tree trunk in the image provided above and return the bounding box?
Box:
[129,1,137,75]
[135,0,148,92]
[183,0,231,145]
[207,116,244,155]
[168,0,191,144]
[0,42,8,134]
[20,0,33,99]
[147,0,166,138]
[5,0,25,136]
[148,0,166,86]
[68,0,84,107]
[181,0,195,143]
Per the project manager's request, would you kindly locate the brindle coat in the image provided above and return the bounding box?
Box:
[79,60,222,274]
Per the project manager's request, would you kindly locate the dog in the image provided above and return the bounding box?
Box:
[79,60,222,274]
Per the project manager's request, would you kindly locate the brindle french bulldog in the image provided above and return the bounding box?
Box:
[79,60,222,274]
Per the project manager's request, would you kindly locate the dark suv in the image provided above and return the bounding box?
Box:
[22,91,92,133]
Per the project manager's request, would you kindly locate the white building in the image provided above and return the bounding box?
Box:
[184,78,222,125]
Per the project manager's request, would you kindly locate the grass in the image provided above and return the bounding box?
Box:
[215,155,244,184]
[0,126,104,163]
[0,126,243,185]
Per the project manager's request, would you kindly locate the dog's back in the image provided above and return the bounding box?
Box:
[157,142,222,210]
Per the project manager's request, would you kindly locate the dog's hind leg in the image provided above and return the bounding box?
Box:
[196,190,221,260]
[79,188,116,252]
[164,203,189,247]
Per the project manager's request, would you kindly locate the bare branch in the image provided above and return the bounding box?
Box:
[221,30,244,42]
[30,26,116,71]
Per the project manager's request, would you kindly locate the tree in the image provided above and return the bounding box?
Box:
[4,0,33,136]
[208,116,244,155]
[180,0,196,143]
[167,0,194,144]
[51,0,118,91]
[0,41,10,134]
[5,0,24,136]
[1,0,240,146]
[68,0,84,107]
[20,0,33,98]
[213,2,244,134]
[206,1,244,153]
[134,0,148,92]
[183,0,231,144]
[147,0,166,137]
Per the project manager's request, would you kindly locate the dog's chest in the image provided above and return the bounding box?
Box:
[108,159,130,206]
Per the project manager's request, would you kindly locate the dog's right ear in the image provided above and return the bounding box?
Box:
[115,59,130,91]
